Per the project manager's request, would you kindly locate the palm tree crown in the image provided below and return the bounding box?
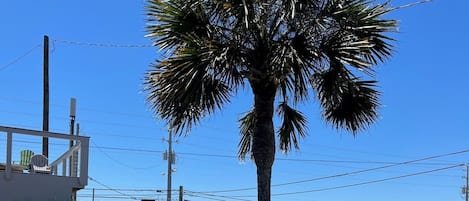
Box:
[144,0,397,200]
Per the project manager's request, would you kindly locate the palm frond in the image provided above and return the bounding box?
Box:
[277,102,308,153]
[146,0,210,50]
[274,33,318,104]
[238,109,255,160]
[319,0,397,73]
[144,38,232,134]
[311,63,380,133]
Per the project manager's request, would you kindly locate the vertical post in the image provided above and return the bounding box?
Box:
[42,35,50,157]
[74,123,80,176]
[179,186,183,201]
[167,130,173,201]
[69,98,76,176]
[466,164,468,201]
[5,131,13,179]
[92,188,95,201]
[79,137,89,186]
[68,98,77,201]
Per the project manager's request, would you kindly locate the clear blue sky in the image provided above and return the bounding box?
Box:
[1,0,468,201]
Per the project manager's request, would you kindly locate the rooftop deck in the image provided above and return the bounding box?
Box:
[0,126,89,201]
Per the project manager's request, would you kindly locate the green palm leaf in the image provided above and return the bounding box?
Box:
[277,102,308,153]
[311,64,380,133]
[238,109,255,160]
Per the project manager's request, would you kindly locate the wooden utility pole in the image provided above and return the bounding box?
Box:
[70,98,77,201]
[69,98,76,176]
[166,130,173,201]
[42,35,50,157]
[466,164,468,201]
[179,186,183,201]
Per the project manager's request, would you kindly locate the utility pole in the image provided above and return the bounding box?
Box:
[72,123,80,201]
[464,163,469,201]
[179,186,183,201]
[165,130,175,201]
[42,35,50,157]
[69,98,76,176]
[69,98,77,201]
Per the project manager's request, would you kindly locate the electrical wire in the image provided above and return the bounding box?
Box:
[88,176,139,200]
[270,163,465,197]
[185,192,227,201]
[91,140,163,170]
[194,149,469,193]
[82,188,166,192]
[0,137,466,167]
[185,190,251,201]
[0,108,158,130]
[53,39,153,48]
[0,96,153,119]
[214,163,465,198]
[0,44,41,71]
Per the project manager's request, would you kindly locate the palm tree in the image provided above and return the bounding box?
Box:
[144,0,397,200]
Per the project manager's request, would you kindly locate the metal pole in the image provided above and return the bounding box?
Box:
[42,35,50,157]
[167,130,173,201]
[466,164,468,201]
[69,98,76,176]
[92,188,95,201]
[179,186,183,201]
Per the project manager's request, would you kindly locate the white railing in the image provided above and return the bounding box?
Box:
[50,141,81,177]
[0,126,89,186]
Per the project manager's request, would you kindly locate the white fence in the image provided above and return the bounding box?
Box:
[0,126,89,186]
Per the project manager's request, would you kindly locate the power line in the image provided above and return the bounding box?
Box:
[185,193,226,201]
[82,188,166,192]
[0,108,158,130]
[0,44,41,71]
[185,190,251,201]
[53,39,153,48]
[91,141,163,170]
[270,163,465,197]
[0,96,153,119]
[221,164,464,198]
[88,176,139,200]
[195,149,469,193]
[1,136,466,167]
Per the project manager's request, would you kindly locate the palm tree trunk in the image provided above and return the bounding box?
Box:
[251,82,276,201]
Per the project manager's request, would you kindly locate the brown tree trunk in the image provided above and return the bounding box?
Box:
[251,81,276,201]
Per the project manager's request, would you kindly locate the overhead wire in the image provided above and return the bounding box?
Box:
[210,163,465,198]
[91,140,163,170]
[88,176,139,200]
[270,163,465,197]
[0,44,41,71]
[53,38,153,48]
[185,190,251,201]
[0,108,159,131]
[194,149,469,193]
[185,193,226,201]
[0,136,466,168]
[0,96,153,119]
[78,188,180,201]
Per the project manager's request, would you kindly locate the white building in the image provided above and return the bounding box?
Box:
[0,126,89,201]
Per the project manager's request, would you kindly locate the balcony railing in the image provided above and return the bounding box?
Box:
[0,126,89,187]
